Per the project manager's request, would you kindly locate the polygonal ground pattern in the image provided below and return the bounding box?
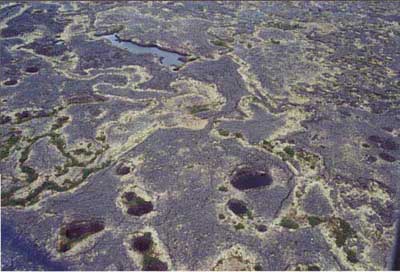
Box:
[1,1,399,270]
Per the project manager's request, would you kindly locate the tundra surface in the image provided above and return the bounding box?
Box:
[1,1,399,270]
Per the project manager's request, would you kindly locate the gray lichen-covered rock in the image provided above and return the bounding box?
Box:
[302,185,333,217]
[1,1,399,271]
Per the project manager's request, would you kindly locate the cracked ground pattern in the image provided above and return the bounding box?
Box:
[1,1,399,271]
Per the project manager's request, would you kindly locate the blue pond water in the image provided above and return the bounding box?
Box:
[1,219,67,270]
[104,34,184,67]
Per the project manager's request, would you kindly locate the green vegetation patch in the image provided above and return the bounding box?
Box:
[246,210,254,220]
[96,134,106,142]
[73,148,93,156]
[21,165,38,183]
[261,140,274,152]
[51,116,69,130]
[234,132,243,139]
[211,39,229,47]
[331,218,356,247]
[19,146,30,163]
[345,248,358,263]
[307,264,321,271]
[55,165,68,177]
[277,151,290,161]
[283,146,295,157]
[142,255,168,271]
[82,161,110,180]
[270,38,281,44]
[218,129,230,137]
[280,217,299,229]
[265,21,300,31]
[0,134,21,159]
[308,216,325,227]
[234,223,245,230]
[297,150,320,169]
[295,264,320,271]
[3,160,111,207]
[2,180,65,207]
[49,133,85,167]
[187,104,209,114]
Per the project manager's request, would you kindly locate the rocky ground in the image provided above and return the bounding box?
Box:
[1,1,399,271]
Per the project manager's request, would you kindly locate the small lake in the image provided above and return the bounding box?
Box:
[104,34,184,67]
[2,220,67,270]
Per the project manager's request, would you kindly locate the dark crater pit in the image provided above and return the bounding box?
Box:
[15,111,31,121]
[116,164,131,175]
[367,135,383,144]
[231,168,273,190]
[379,152,396,162]
[381,139,398,151]
[25,66,39,73]
[0,115,11,124]
[64,220,104,240]
[227,199,248,216]
[368,135,398,151]
[132,232,153,253]
[57,219,104,252]
[123,192,153,216]
[256,224,267,232]
[4,79,18,86]
[143,256,168,271]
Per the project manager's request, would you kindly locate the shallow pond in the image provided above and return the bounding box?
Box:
[2,219,67,270]
[104,34,184,67]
